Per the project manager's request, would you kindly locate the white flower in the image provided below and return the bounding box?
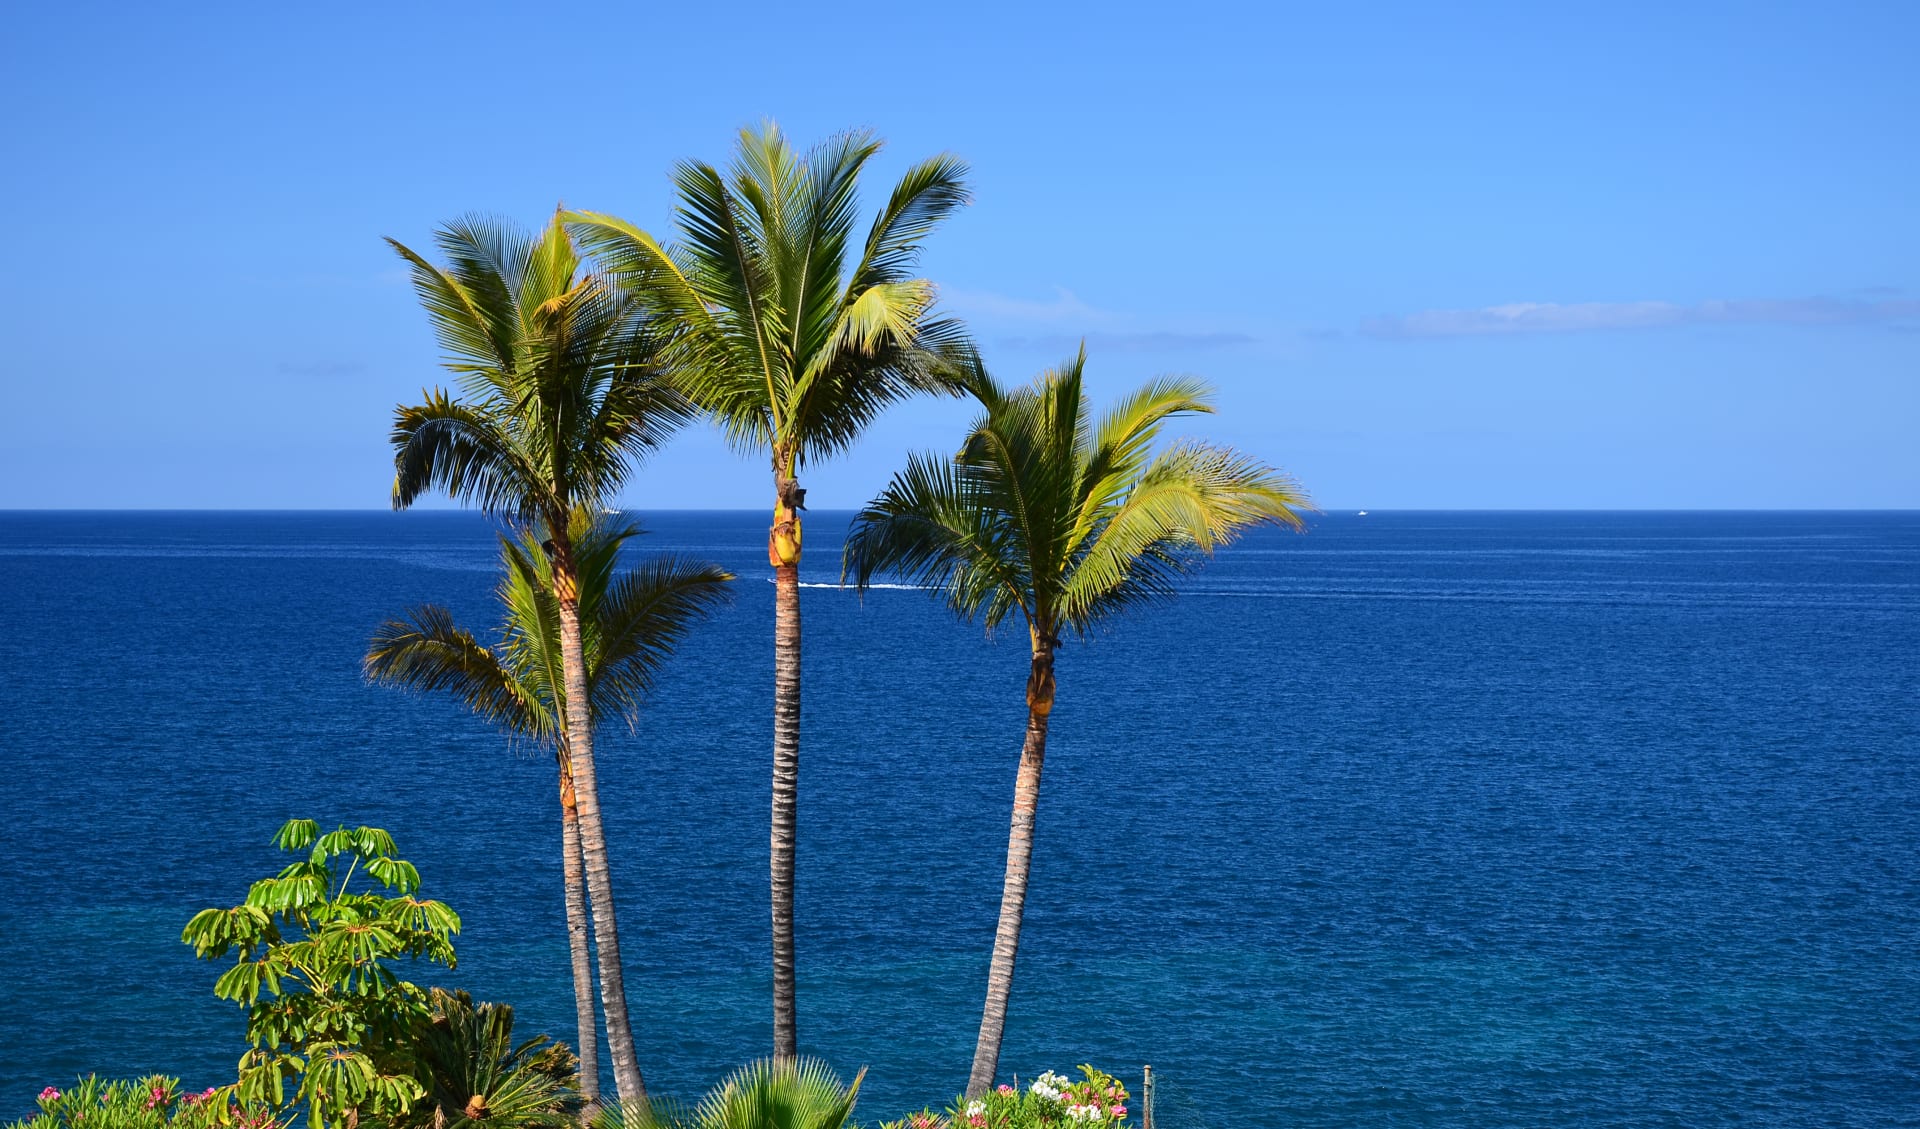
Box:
[965,1101,985,1118]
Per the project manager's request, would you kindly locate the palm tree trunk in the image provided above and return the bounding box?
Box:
[558,758,601,1108]
[556,563,648,1104]
[769,470,804,1062]
[966,644,1057,1096]
[770,557,801,1061]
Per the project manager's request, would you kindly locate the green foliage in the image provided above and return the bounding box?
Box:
[393,989,580,1129]
[591,1059,862,1129]
[386,213,692,528]
[887,1067,1132,1129]
[366,509,733,745]
[566,122,975,470]
[7,1077,266,1129]
[181,820,461,1129]
[843,349,1312,640]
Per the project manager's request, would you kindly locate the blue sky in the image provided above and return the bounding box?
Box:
[2,1,1914,509]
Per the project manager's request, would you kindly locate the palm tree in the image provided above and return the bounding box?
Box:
[367,515,731,1106]
[842,348,1313,1095]
[591,1058,863,1129]
[567,123,974,1059]
[387,212,695,1102]
[400,987,583,1129]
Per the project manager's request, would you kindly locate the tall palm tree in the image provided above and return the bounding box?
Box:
[366,515,731,1106]
[842,348,1313,1095]
[567,123,974,1059]
[387,212,695,1102]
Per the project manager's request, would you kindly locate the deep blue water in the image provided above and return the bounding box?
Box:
[2,510,1917,1127]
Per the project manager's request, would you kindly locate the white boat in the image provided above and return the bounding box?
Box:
[1356,510,1368,516]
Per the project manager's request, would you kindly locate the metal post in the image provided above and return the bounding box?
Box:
[1142,1064,1154,1129]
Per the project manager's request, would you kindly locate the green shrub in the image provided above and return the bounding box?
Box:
[7,1076,276,1129]
[181,819,462,1127]
[392,988,581,1129]
[178,819,582,1129]
[885,1066,1133,1129]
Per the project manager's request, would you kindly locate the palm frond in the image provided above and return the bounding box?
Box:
[373,514,731,760]
[570,123,974,474]
[586,1058,859,1129]
[591,555,735,729]
[843,451,1029,631]
[851,153,971,290]
[390,392,540,521]
[1071,370,1216,550]
[364,606,550,740]
[1060,440,1311,629]
[853,353,1311,642]
[497,529,570,722]
[783,130,878,372]
[674,156,787,421]
[697,1057,864,1129]
[406,987,580,1129]
[386,236,517,381]
[391,212,689,523]
[561,210,719,341]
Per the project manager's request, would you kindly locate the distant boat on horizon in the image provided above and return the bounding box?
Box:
[1357,510,1369,516]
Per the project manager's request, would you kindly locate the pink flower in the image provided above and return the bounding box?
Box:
[1113,1107,1127,1117]
[997,1085,1015,1095]
[39,1088,61,1103]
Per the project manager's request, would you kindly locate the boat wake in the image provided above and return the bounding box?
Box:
[782,580,927,590]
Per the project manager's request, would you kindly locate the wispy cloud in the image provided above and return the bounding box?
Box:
[1363,295,1920,339]
[940,286,1112,323]
[944,287,1258,354]
[999,331,1257,353]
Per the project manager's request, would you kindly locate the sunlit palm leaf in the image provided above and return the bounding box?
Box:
[387,213,691,526]
[567,124,974,467]
[846,350,1313,639]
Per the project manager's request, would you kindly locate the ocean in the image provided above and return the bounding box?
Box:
[1,510,1916,1126]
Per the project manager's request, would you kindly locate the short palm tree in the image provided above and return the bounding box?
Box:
[387,212,695,1102]
[591,1058,863,1129]
[367,515,731,1106]
[567,122,974,1059]
[400,988,583,1129]
[842,349,1312,1094]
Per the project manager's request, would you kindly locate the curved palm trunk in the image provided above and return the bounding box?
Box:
[967,645,1056,1096]
[769,474,804,1061]
[558,760,601,1108]
[555,563,648,1104]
